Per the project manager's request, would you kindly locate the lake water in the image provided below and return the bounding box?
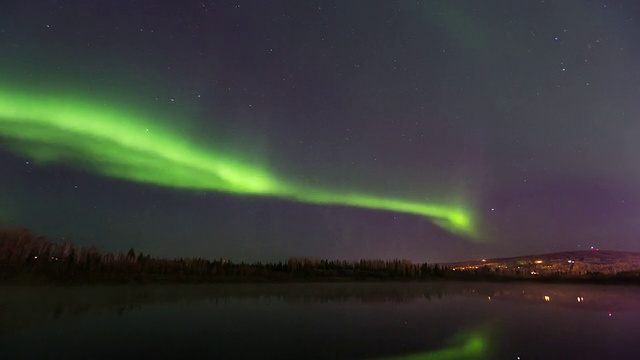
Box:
[0,282,639,359]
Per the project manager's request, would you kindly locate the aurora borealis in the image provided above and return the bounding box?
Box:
[0,87,475,237]
[2,1,640,261]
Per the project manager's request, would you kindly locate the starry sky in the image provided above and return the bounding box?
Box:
[1,1,640,262]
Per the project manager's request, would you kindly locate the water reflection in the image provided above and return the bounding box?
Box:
[0,283,479,335]
[374,328,487,360]
[0,282,638,359]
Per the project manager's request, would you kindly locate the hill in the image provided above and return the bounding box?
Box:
[445,250,640,277]
[2,226,640,283]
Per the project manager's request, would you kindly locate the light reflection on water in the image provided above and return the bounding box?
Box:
[0,282,638,359]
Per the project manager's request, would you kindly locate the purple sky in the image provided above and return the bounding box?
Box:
[1,1,640,262]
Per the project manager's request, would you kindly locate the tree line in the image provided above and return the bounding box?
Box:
[2,227,639,284]
[0,227,451,283]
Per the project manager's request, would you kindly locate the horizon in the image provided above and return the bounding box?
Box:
[3,225,638,266]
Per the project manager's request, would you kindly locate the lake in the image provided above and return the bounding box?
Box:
[0,282,639,359]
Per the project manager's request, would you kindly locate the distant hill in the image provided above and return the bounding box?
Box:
[2,226,640,283]
[444,250,640,276]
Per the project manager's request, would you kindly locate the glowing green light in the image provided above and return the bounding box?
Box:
[374,329,486,360]
[0,88,479,237]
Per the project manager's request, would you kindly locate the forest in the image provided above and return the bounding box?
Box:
[1,227,638,284]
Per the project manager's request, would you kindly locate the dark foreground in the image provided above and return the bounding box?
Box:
[0,282,639,359]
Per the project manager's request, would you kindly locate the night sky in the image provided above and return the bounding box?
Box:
[1,1,640,262]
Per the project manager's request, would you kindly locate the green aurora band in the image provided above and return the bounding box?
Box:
[0,88,478,238]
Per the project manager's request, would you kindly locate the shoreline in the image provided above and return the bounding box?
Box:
[2,273,639,286]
